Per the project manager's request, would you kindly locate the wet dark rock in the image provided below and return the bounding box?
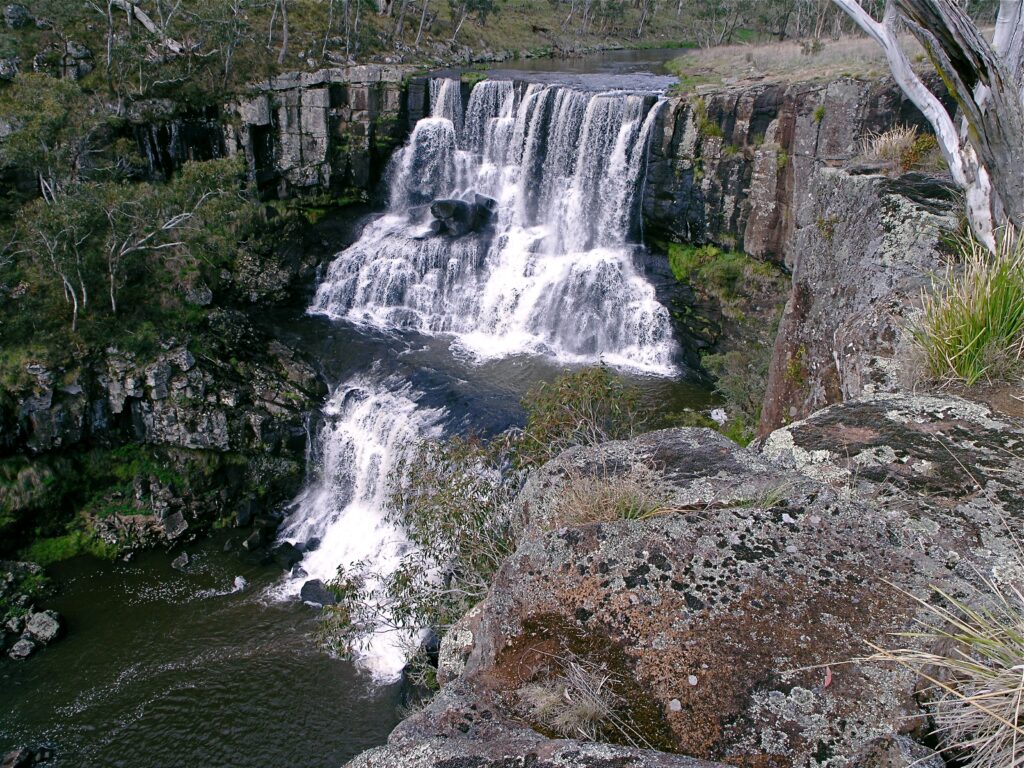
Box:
[171,552,190,572]
[429,195,496,237]
[241,530,263,552]
[290,565,307,579]
[8,637,35,660]
[271,542,302,570]
[299,579,337,607]
[23,610,60,645]
[303,537,321,553]
[236,498,259,528]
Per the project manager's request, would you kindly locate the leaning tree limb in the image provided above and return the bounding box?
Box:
[109,0,186,55]
[830,0,1024,250]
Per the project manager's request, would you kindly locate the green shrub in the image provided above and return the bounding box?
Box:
[315,367,650,660]
[516,366,645,469]
[23,530,119,566]
[668,243,747,299]
[703,349,771,446]
[913,229,1024,386]
[813,104,826,123]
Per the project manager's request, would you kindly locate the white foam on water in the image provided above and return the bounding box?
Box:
[312,78,676,376]
[275,376,445,680]
[284,79,679,679]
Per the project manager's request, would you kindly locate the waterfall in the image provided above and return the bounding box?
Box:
[282,78,678,680]
[276,376,445,679]
[313,78,677,376]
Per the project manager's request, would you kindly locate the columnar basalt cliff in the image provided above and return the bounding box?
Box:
[642,76,945,265]
[132,66,419,200]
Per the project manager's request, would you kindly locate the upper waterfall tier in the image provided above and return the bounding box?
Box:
[311,78,677,375]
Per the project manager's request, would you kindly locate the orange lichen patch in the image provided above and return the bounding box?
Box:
[481,517,923,765]
[490,613,678,752]
[829,423,882,445]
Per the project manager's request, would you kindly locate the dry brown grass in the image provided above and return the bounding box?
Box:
[668,34,927,88]
[866,563,1024,768]
[858,125,946,174]
[548,462,672,528]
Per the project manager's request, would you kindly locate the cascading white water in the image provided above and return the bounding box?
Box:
[276,376,445,679]
[312,78,677,375]
[282,78,678,680]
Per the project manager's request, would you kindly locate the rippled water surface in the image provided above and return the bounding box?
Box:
[0,536,402,767]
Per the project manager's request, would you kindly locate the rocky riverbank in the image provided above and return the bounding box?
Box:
[354,391,1024,767]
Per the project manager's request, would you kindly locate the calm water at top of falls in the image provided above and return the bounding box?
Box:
[1,62,714,767]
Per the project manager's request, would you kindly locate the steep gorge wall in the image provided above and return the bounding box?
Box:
[134,65,423,201]
[643,76,943,266]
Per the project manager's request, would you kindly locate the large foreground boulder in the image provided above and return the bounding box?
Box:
[351,393,1024,768]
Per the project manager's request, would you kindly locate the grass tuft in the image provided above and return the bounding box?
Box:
[866,562,1024,768]
[549,462,671,528]
[859,125,945,174]
[912,227,1024,387]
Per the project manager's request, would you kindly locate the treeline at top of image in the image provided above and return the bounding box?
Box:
[0,1,1005,109]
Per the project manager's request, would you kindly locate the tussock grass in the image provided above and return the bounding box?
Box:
[520,659,620,742]
[867,565,1024,768]
[549,463,671,527]
[518,650,656,748]
[913,228,1024,387]
[859,125,945,174]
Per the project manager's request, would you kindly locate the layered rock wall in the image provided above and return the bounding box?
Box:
[644,77,944,266]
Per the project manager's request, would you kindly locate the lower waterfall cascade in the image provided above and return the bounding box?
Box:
[279,78,681,679]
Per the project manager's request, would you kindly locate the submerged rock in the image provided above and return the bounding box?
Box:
[171,552,190,572]
[8,637,35,660]
[23,610,60,645]
[271,542,302,570]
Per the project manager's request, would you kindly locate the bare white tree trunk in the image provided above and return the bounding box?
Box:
[831,0,1024,250]
[109,0,186,54]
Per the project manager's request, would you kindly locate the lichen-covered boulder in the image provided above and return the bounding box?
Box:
[349,677,730,768]
[358,395,1024,768]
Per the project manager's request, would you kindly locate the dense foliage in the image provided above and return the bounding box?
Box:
[0,2,1002,111]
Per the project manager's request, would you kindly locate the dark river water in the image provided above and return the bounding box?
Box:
[0,317,710,768]
[0,49,710,767]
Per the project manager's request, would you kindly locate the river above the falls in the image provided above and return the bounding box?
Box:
[1,64,716,767]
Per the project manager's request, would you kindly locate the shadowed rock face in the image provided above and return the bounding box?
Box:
[642,77,947,266]
[758,168,958,434]
[353,394,1024,768]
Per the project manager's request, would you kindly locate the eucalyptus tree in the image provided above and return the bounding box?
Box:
[830,0,1024,249]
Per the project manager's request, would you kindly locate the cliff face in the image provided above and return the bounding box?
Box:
[643,76,942,266]
[759,170,958,432]
[134,66,418,201]
[0,311,324,550]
